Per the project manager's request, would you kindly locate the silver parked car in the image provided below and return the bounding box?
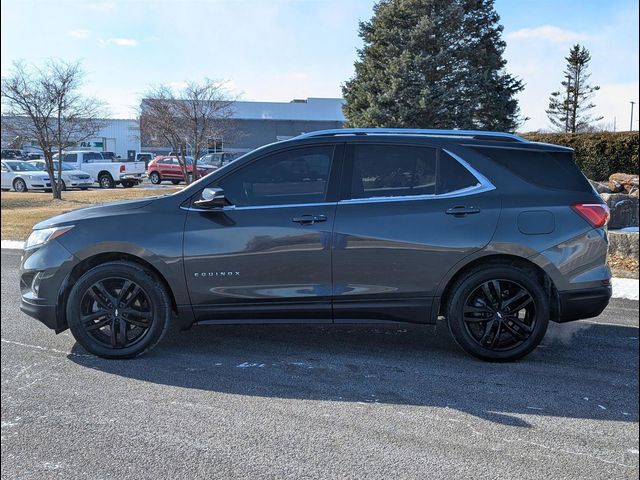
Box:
[27,160,93,190]
[1,160,51,192]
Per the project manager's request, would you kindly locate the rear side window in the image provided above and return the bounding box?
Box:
[63,153,77,163]
[474,147,592,192]
[438,152,481,194]
[84,152,103,163]
[349,145,437,199]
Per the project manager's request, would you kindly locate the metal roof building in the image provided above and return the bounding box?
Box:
[140,97,346,156]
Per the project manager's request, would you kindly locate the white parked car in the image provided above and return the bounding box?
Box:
[1,160,51,192]
[27,160,93,190]
[53,151,146,188]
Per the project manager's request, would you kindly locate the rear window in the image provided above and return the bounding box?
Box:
[473,147,593,192]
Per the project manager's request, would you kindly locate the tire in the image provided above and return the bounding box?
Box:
[446,265,549,362]
[80,187,89,190]
[171,180,181,185]
[121,180,135,188]
[149,172,161,184]
[13,178,28,192]
[98,173,115,189]
[66,261,171,359]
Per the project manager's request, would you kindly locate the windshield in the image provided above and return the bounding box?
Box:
[30,161,74,171]
[5,161,41,172]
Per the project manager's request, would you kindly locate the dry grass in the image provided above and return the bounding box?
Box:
[609,254,640,279]
[1,189,179,240]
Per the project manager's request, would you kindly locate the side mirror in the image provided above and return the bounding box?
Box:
[194,187,226,209]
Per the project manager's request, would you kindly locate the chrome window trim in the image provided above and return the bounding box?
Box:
[182,149,495,211]
[337,148,495,205]
[181,201,336,213]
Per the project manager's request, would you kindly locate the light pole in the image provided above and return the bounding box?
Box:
[631,101,636,131]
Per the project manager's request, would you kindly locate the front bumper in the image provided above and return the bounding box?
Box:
[20,297,59,331]
[19,240,77,332]
[555,285,612,323]
[69,180,93,187]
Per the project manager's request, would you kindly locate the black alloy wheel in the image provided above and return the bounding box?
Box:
[79,277,153,349]
[462,279,536,352]
[446,265,549,361]
[67,261,171,358]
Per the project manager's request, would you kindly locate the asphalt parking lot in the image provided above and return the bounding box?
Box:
[1,249,638,479]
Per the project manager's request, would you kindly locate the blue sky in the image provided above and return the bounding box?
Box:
[1,0,638,131]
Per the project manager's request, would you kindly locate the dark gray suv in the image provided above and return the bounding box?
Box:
[19,129,612,361]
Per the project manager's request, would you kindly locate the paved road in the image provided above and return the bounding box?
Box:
[1,249,638,479]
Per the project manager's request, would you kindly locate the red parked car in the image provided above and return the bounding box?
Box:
[146,156,216,185]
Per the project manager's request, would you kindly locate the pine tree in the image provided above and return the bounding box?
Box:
[342,0,524,131]
[546,44,602,133]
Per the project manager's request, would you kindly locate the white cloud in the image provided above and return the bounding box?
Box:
[98,38,138,47]
[508,25,589,44]
[167,81,188,90]
[83,3,115,13]
[282,72,311,81]
[591,82,639,131]
[67,29,91,39]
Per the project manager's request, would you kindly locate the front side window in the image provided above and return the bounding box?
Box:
[349,144,437,199]
[217,145,333,207]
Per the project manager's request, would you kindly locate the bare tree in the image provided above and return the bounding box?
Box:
[141,80,234,184]
[1,60,107,199]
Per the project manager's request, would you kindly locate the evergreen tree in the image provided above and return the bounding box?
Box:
[546,44,602,133]
[342,0,524,131]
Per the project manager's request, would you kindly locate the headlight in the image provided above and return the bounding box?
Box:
[25,225,74,250]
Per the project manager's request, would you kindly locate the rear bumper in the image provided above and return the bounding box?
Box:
[118,174,144,181]
[555,285,612,323]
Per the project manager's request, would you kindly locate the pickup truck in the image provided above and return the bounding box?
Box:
[54,151,146,188]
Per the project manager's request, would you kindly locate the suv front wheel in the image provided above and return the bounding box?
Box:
[66,261,171,358]
[446,265,549,362]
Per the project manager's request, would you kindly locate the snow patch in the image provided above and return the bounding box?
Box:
[612,278,639,300]
[1,240,24,250]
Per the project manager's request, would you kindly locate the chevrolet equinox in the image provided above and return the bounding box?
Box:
[19,129,612,361]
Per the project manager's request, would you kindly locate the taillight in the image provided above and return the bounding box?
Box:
[120,164,125,173]
[571,202,610,228]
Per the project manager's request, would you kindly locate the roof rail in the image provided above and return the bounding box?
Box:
[294,128,527,143]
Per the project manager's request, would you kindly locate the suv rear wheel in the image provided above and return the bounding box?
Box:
[66,261,171,358]
[446,265,549,361]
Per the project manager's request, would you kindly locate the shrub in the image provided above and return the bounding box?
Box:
[522,132,639,181]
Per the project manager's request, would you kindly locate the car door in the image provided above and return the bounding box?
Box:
[1,162,13,188]
[332,143,501,323]
[163,158,179,178]
[183,143,343,323]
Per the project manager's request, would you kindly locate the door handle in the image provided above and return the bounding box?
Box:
[445,206,480,217]
[292,214,327,225]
